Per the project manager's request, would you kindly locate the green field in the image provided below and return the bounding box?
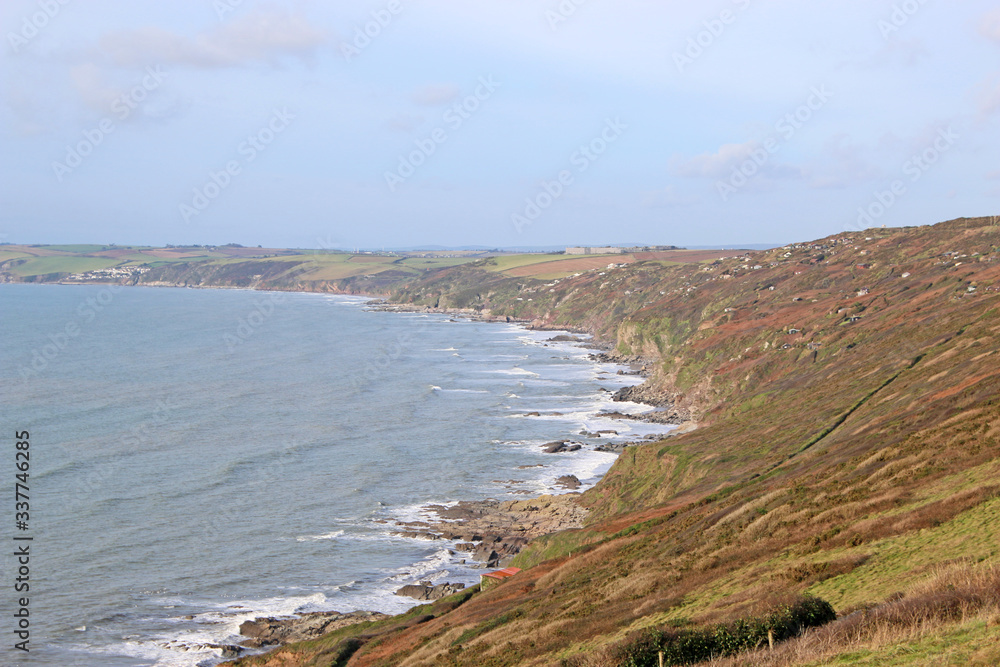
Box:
[7,255,122,276]
[31,244,115,253]
[0,244,487,284]
[398,257,477,270]
[484,253,572,272]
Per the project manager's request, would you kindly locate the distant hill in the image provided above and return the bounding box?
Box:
[0,244,731,292]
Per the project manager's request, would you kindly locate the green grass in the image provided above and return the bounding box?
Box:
[800,617,1000,666]
[485,254,576,272]
[0,250,34,263]
[31,244,112,253]
[106,252,164,263]
[453,609,527,646]
[512,529,595,569]
[132,252,217,263]
[399,257,478,269]
[9,256,122,276]
[641,495,1000,627]
[807,497,1000,610]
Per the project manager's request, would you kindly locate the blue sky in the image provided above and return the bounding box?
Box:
[1,0,998,249]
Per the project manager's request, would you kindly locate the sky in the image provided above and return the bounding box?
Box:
[1,0,999,250]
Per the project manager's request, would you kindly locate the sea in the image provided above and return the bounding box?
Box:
[0,284,672,666]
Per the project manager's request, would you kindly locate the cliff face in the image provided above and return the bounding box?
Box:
[229,217,1000,667]
[395,217,1000,424]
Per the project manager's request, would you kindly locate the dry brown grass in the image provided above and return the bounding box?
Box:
[701,562,1000,666]
[823,484,1000,549]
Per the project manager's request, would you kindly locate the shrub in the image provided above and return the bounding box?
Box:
[614,596,836,666]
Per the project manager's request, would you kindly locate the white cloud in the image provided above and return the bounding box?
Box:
[671,141,800,182]
[95,10,327,68]
[671,142,763,179]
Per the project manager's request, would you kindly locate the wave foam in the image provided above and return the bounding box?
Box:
[295,530,345,542]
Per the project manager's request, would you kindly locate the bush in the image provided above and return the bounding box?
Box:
[615,596,836,666]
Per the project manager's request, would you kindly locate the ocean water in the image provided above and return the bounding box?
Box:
[0,284,670,666]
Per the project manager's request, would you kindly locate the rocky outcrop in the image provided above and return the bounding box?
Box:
[394,582,465,601]
[214,645,244,659]
[588,351,648,365]
[594,441,636,454]
[555,475,581,490]
[596,410,687,425]
[237,610,388,648]
[580,429,619,437]
[406,495,587,567]
[542,440,583,453]
[610,382,675,407]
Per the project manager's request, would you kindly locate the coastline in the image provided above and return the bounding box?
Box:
[218,309,690,663]
[5,282,690,665]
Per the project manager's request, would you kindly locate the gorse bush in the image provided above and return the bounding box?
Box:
[615,596,836,666]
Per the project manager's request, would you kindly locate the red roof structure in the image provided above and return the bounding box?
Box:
[480,567,521,589]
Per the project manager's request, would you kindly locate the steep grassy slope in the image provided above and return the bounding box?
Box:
[232,217,1000,665]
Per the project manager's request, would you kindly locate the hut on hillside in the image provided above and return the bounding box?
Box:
[480,567,521,591]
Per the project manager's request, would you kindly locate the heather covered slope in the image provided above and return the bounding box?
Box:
[229,217,1000,666]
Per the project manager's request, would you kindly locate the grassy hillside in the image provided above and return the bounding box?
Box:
[8,222,1000,665]
[220,216,1000,666]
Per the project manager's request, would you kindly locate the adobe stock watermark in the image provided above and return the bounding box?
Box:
[717,85,833,201]
[179,108,294,223]
[512,117,627,233]
[673,0,752,74]
[854,127,958,229]
[340,0,403,62]
[17,284,124,383]
[384,76,501,192]
[52,66,168,182]
[7,0,71,53]
[546,0,588,31]
[878,0,930,39]
[213,0,244,21]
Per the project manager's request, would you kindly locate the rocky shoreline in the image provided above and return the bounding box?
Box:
[367,302,534,326]
[394,493,589,569]
[366,302,612,346]
[227,431,694,660]
[224,322,693,661]
[223,494,589,658]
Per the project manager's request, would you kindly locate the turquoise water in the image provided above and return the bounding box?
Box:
[0,284,665,666]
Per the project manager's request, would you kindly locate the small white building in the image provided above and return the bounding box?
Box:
[566,247,625,255]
